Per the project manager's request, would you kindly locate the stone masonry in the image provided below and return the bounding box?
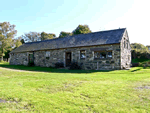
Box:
[120,31,131,69]
[10,44,122,70]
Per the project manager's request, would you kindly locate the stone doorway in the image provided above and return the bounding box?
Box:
[28,53,34,65]
[66,52,71,67]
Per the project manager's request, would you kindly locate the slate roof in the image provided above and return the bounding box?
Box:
[11,28,126,53]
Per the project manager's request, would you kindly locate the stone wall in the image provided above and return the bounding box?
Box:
[10,44,122,70]
[9,52,28,66]
[120,30,131,69]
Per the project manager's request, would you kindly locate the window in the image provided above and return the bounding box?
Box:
[94,51,112,59]
[80,50,86,59]
[45,51,50,59]
[100,52,106,58]
[124,40,126,48]
[107,51,112,58]
[126,40,129,49]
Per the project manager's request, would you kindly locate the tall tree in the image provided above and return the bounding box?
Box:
[13,36,23,48]
[72,25,92,35]
[0,22,17,61]
[58,31,72,38]
[23,32,41,42]
[41,32,56,41]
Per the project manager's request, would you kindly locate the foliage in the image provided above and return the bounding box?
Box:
[131,62,140,67]
[69,62,81,70]
[22,32,56,42]
[55,62,64,68]
[58,31,72,38]
[131,43,149,52]
[13,36,22,48]
[3,50,10,59]
[28,61,34,67]
[0,22,17,60]
[72,25,92,35]
[132,58,150,63]
[41,32,56,41]
[23,32,41,42]
[131,43,150,59]
[20,38,25,44]
[0,63,150,112]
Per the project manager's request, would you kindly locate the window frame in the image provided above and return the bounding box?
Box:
[80,50,86,59]
[94,51,112,59]
[45,51,50,59]
[124,40,126,48]
[107,51,113,58]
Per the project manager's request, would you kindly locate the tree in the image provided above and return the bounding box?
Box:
[41,32,56,41]
[13,36,23,48]
[58,31,72,38]
[0,22,17,61]
[131,43,149,52]
[23,32,41,42]
[131,43,150,59]
[72,25,92,35]
[20,38,25,44]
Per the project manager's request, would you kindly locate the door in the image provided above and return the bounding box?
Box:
[29,53,34,64]
[66,52,71,67]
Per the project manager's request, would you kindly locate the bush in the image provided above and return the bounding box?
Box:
[131,49,150,59]
[131,62,140,67]
[55,62,64,68]
[28,61,34,67]
[69,62,81,70]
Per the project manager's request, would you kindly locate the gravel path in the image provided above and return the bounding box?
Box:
[0,67,46,73]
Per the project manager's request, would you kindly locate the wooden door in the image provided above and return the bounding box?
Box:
[29,53,34,63]
[66,52,71,67]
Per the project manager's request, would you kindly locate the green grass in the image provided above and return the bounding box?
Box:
[0,63,150,112]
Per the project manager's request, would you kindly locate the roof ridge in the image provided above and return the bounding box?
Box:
[24,28,126,44]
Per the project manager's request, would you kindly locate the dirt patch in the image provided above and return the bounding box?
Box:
[0,67,46,73]
[135,86,150,89]
[0,99,10,103]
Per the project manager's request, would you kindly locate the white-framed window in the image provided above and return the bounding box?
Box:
[45,51,50,59]
[80,50,86,59]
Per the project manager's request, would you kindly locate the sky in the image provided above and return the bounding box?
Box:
[0,0,149,45]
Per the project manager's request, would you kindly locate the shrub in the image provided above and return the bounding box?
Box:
[55,62,64,68]
[131,62,140,67]
[69,62,81,70]
[28,61,34,67]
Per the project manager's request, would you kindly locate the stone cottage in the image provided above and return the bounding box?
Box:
[10,28,131,70]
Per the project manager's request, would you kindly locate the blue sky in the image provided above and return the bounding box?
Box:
[0,0,149,45]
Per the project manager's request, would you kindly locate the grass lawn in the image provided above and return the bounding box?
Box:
[0,62,150,112]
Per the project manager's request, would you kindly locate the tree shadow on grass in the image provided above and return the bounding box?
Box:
[130,68,141,72]
[0,63,114,74]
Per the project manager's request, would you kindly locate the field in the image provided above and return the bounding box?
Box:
[0,62,150,112]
